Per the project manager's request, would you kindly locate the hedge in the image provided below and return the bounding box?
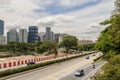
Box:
[0,53,92,78]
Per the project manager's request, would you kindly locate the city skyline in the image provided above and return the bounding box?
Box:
[0,0,114,41]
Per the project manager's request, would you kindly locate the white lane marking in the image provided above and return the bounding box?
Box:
[7,53,101,80]
[44,56,97,80]
[82,62,106,80]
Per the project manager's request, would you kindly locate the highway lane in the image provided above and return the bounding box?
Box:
[6,52,102,80]
[60,61,106,80]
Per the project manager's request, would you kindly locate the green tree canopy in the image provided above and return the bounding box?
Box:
[60,35,78,53]
[95,0,120,55]
[37,41,54,54]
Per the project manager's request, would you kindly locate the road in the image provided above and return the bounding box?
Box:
[5,52,103,80]
[60,61,106,80]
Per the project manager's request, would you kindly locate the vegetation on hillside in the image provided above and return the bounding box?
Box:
[93,0,120,79]
[95,0,120,56]
[92,55,120,80]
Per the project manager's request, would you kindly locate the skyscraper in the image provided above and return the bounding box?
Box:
[19,29,28,43]
[45,27,51,40]
[0,20,4,35]
[54,33,60,43]
[39,32,46,42]
[50,31,54,41]
[28,26,39,43]
[7,29,19,43]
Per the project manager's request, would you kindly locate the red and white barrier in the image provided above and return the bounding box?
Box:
[0,54,69,70]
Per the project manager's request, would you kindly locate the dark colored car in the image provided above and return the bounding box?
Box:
[27,62,36,65]
[93,54,95,56]
[75,69,84,77]
[85,56,89,59]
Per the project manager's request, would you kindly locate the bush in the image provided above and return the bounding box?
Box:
[0,53,93,78]
[93,55,120,80]
[0,54,13,58]
[94,55,103,62]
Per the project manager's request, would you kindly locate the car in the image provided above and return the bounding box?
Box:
[27,62,36,65]
[93,54,95,56]
[85,56,89,59]
[75,69,84,77]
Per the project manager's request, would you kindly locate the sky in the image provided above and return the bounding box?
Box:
[0,0,114,41]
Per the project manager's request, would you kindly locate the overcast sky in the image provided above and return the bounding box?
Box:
[0,0,114,41]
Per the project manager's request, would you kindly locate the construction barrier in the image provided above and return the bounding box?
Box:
[0,54,67,69]
[18,61,20,65]
[9,62,12,67]
[4,63,7,68]
[13,62,16,66]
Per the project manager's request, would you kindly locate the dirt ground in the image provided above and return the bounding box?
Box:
[0,55,44,63]
[0,52,63,63]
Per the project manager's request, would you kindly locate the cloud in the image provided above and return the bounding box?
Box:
[58,0,99,7]
[33,0,101,15]
[0,0,14,12]
[32,0,54,6]
[6,22,23,30]
[37,15,75,27]
[0,0,11,5]
[60,0,114,40]
[0,0,114,41]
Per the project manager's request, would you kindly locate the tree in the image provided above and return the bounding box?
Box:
[7,42,18,54]
[93,55,120,80]
[52,43,58,58]
[95,0,120,55]
[0,45,7,52]
[113,0,120,15]
[78,44,95,51]
[60,36,78,53]
[37,41,54,54]
[17,42,29,54]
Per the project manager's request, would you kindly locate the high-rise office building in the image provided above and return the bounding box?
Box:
[54,33,60,43]
[39,32,46,42]
[50,31,54,41]
[19,29,28,43]
[45,27,51,40]
[28,26,39,43]
[7,29,19,43]
[0,35,6,45]
[0,20,4,35]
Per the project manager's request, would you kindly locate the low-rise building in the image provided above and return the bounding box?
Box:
[59,33,69,43]
[78,40,93,45]
[0,35,6,45]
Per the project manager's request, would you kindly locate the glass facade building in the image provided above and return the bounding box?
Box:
[19,29,28,43]
[0,20,4,35]
[28,26,39,43]
[45,27,51,40]
[7,29,19,43]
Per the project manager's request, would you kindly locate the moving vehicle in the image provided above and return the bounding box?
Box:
[93,54,95,56]
[93,64,95,69]
[85,56,89,59]
[27,62,36,65]
[75,69,84,77]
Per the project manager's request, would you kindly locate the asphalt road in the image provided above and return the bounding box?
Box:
[5,52,103,80]
[60,61,106,80]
